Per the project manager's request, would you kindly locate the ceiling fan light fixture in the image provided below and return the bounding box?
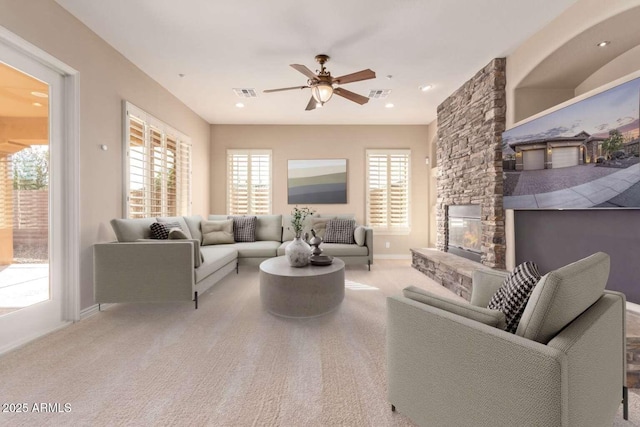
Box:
[311,82,334,104]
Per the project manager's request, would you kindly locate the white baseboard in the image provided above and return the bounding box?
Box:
[374,254,412,260]
[80,303,114,320]
[0,321,71,356]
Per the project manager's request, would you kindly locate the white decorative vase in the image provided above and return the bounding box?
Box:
[285,236,312,267]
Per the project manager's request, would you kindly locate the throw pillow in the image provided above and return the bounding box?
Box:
[310,218,332,239]
[201,219,235,245]
[228,216,257,242]
[150,221,181,240]
[487,261,542,333]
[354,225,366,246]
[168,228,189,240]
[324,218,356,244]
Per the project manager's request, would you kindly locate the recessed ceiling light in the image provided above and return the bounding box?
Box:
[419,85,433,92]
[597,41,610,47]
[385,103,394,109]
[235,102,245,108]
[31,91,48,98]
[32,102,42,107]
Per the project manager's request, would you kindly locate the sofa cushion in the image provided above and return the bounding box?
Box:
[196,246,238,283]
[487,261,541,333]
[325,219,356,244]
[321,243,368,256]
[111,217,155,242]
[215,241,281,258]
[255,215,282,242]
[318,214,355,220]
[157,216,193,239]
[310,217,332,239]
[403,286,507,329]
[228,216,257,242]
[183,215,203,243]
[516,252,610,344]
[202,219,235,245]
[354,225,366,246]
[168,228,189,240]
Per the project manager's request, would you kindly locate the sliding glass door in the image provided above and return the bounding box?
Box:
[0,40,67,353]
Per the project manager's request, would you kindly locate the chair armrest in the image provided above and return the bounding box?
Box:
[545,292,626,426]
[470,269,508,307]
[94,242,194,303]
[364,227,373,262]
[387,295,567,426]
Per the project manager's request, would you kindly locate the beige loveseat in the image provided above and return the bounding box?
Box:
[94,214,373,308]
[387,252,627,426]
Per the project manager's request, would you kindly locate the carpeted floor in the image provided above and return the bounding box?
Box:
[0,260,637,426]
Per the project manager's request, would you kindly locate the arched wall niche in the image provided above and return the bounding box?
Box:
[506,1,640,127]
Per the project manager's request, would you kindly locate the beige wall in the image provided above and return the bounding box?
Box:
[210,125,431,257]
[0,0,211,310]
[426,119,438,247]
[505,0,640,127]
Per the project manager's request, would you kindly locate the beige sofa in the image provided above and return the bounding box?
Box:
[387,252,627,426]
[94,214,372,308]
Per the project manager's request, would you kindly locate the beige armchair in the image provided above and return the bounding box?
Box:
[387,252,627,426]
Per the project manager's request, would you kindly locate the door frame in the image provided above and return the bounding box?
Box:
[0,26,80,344]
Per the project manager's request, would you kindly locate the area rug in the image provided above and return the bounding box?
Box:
[0,260,636,426]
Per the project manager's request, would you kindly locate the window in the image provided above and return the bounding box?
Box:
[124,102,191,218]
[366,149,411,233]
[227,149,272,215]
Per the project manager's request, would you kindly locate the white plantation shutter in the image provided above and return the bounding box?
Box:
[366,149,410,233]
[124,102,191,218]
[177,136,191,216]
[227,149,271,215]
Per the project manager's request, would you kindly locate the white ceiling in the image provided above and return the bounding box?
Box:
[55,0,577,125]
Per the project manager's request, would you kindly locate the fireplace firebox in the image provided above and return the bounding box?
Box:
[446,205,482,263]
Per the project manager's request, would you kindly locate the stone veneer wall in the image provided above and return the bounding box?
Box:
[436,58,507,269]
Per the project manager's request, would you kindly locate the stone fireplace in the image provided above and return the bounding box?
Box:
[435,58,506,270]
[411,58,506,299]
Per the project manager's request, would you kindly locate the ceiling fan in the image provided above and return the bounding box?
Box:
[263,54,376,111]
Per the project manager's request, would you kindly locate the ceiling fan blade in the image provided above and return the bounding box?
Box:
[332,69,376,85]
[263,86,308,93]
[290,64,318,80]
[305,96,318,111]
[334,88,369,105]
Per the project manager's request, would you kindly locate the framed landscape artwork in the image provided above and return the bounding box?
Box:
[502,75,640,209]
[287,159,347,204]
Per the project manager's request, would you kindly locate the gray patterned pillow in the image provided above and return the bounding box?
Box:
[150,221,181,240]
[324,219,356,244]
[487,261,542,333]
[228,216,257,242]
